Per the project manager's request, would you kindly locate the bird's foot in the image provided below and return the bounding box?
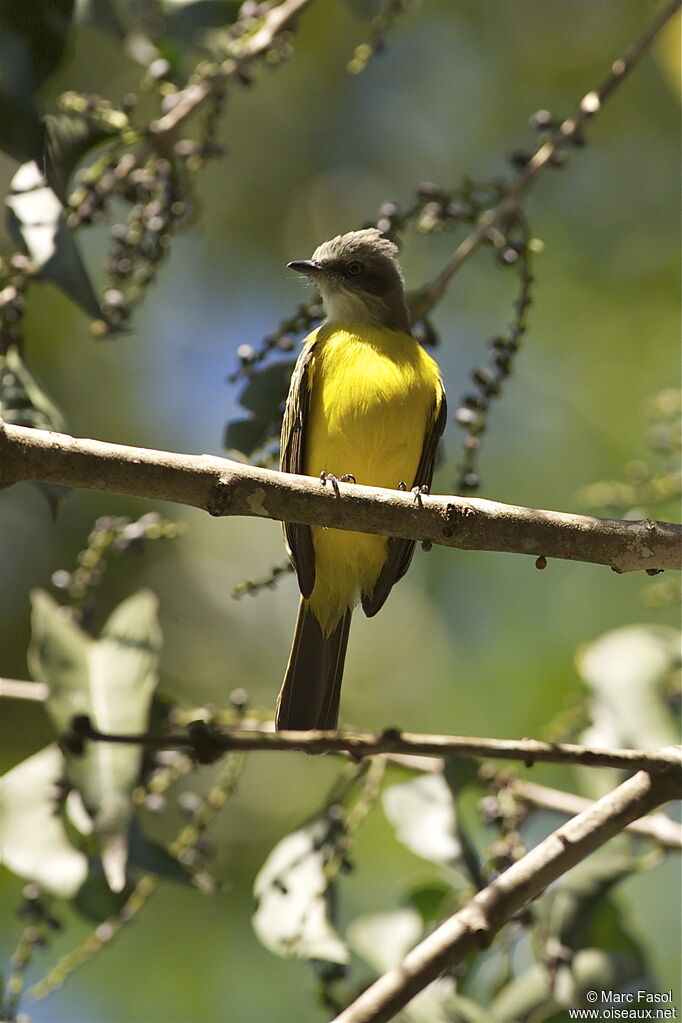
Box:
[320,471,356,496]
[412,484,430,507]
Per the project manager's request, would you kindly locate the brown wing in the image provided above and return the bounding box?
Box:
[361,385,447,618]
[280,339,317,598]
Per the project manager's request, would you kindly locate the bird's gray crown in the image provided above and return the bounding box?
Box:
[290,228,409,332]
[312,228,404,285]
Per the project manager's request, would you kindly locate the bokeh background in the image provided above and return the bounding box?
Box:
[0,1,679,1021]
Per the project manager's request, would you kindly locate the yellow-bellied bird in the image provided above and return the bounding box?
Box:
[276,229,446,731]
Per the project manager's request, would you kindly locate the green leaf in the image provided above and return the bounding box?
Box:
[0,0,75,161]
[127,817,190,885]
[73,857,132,922]
[587,897,649,973]
[347,909,483,1023]
[44,113,120,203]
[383,772,464,868]
[0,744,88,897]
[405,879,453,926]
[29,589,162,892]
[7,160,108,321]
[28,589,92,732]
[571,947,652,1001]
[0,94,44,164]
[0,0,75,93]
[577,625,680,796]
[253,813,349,965]
[0,344,66,432]
[347,908,422,973]
[491,947,650,1021]
[224,416,272,459]
[443,756,486,888]
[239,360,294,417]
[225,359,294,457]
[537,851,637,952]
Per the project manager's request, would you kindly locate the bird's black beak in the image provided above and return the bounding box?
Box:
[287,259,322,276]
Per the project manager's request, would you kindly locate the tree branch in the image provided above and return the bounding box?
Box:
[351,753,682,851]
[69,716,682,776]
[512,778,682,852]
[0,678,48,701]
[1,422,679,573]
[149,0,316,138]
[331,763,682,1023]
[413,0,682,317]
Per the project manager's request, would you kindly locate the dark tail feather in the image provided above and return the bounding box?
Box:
[276,599,352,731]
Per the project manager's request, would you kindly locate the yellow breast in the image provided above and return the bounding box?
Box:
[303,324,442,633]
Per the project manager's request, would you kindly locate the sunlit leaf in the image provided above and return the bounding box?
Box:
[80,590,162,891]
[0,745,88,897]
[347,909,487,1023]
[253,814,349,965]
[347,907,421,973]
[383,772,464,868]
[577,625,680,796]
[28,589,162,892]
[6,160,107,321]
[28,590,92,732]
[491,948,650,1021]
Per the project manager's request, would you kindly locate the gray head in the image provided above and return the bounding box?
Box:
[288,228,409,333]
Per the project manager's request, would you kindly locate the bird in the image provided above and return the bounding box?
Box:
[276,228,446,731]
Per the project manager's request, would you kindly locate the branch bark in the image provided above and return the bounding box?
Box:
[70,716,682,775]
[512,777,682,852]
[1,422,679,573]
[331,762,682,1023]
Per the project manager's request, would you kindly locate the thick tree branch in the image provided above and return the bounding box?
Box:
[331,763,682,1023]
[1,422,679,573]
[69,716,682,776]
[412,0,682,317]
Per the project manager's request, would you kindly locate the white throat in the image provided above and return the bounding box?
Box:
[319,282,385,326]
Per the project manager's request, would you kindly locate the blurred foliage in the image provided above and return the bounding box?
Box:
[0,0,680,1021]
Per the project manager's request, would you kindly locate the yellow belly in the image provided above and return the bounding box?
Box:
[303,324,442,633]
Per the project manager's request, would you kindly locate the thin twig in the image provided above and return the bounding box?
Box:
[512,778,682,851]
[1,422,679,572]
[0,678,49,701]
[414,0,682,315]
[331,765,681,1023]
[149,0,315,138]
[69,717,682,776]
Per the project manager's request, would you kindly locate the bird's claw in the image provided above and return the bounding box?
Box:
[412,484,430,507]
[320,471,356,496]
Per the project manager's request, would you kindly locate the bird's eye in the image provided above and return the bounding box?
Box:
[347,261,363,276]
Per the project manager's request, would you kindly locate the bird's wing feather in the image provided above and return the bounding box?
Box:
[280,339,317,598]
[362,386,447,618]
